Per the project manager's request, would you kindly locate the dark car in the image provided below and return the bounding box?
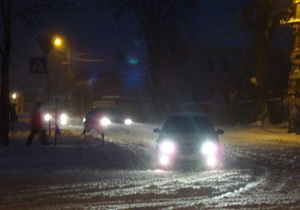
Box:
[83,106,132,133]
[153,112,224,170]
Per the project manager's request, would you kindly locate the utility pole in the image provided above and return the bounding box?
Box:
[280,0,300,133]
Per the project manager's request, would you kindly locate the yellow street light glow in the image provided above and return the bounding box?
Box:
[54,37,62,47]
[12,93,17,99]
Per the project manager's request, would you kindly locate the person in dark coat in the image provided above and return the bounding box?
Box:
[26,101,49,145]
[9,103,18,135]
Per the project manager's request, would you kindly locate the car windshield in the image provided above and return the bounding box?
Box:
[162,115,214,133]
[89,107,123,117]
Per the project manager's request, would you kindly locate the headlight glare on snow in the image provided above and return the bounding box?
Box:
[159,140,176,154]
[100,117,111,126]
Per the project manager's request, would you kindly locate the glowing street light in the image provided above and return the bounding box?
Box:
[12,93,17,100]
[54,37,62,47]
[52,36,71,73]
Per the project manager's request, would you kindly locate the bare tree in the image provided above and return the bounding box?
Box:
[242,0,290,122]
[0,0,72,146]
[254,0,276,122]
[99,0,197,115]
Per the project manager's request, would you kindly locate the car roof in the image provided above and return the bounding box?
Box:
[92,106,119,110]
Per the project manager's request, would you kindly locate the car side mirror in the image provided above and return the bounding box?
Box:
[153,128,160,133]
[216,129,224,135]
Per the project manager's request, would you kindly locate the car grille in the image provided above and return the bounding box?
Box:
[179,142,199,155]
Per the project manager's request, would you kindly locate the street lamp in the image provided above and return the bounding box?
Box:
[52,35,74,145]
[53,36,74,110]
[36,35,70,138]
[54,37,62,47]
[53,36,71,72]
[12,93,17,100]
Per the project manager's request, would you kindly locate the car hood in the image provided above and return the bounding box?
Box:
[157,132,219,144]
[87,113,124,122]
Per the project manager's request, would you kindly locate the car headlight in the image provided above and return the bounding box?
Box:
[201,141,218,156]
[206,156,217,167]
[60,113,68,125]
[100,117,111,126]
[159,140,176,154]
[44,113,52,121]
[159,155,171,165]
[124,118,132,125]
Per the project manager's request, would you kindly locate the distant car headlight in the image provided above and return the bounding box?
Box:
[159,140,176,154]
[44,113,52,122]
[201,141,218,156]
[60,113,68,125]
[100,117,111,126]
[124,118,132,125]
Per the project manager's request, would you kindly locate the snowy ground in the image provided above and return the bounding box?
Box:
[0,116,299,209]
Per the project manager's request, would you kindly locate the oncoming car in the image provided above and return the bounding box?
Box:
[43,111,68,126]
[83,106,132,133]
[153,112,224,170]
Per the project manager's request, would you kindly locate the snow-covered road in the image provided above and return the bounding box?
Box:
[0,119,299,209]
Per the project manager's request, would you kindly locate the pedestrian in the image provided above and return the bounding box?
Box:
[9,103,18,137]
[26,101,49,145]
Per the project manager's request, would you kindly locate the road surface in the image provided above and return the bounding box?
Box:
[0,117,299,209]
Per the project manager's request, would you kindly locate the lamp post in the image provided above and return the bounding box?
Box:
[36,36,55,137]
[36,35,73,138]
[54,36,72,78]
[53,36,74,112]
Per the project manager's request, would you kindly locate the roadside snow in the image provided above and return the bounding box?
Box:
[220,121,300,147]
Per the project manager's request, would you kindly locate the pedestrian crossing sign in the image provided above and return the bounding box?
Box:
[30,57,47,74]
